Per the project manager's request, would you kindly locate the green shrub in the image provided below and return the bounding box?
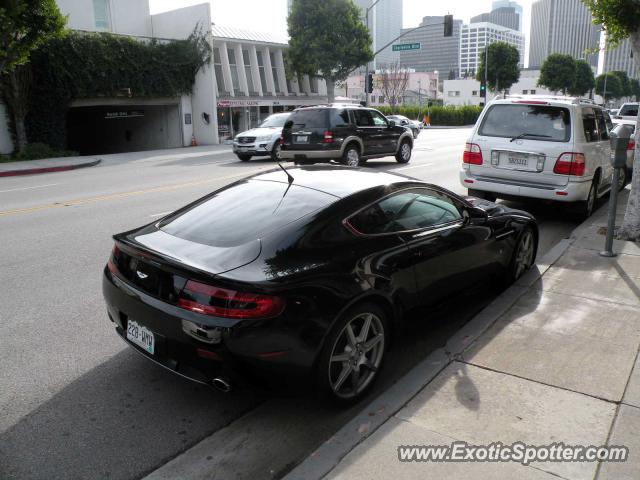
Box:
[11,143,78,161]
[375,104,483,126]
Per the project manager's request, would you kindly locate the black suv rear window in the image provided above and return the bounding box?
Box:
[479,104,571,142]
[160,180,336,247]
[287,109,328,129]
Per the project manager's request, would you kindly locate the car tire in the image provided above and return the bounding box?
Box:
[617,167,627,192]
[271,142,282,162]
[343,143,363,167]
[237,154,251,162]
[504,226,536,284]
[316,302,388,405]
[395,139,412,163]
[467,189,497,202]
[578,176,598,219]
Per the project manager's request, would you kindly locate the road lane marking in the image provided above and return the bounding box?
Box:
[0,183,60,193]
[0,168,270,218]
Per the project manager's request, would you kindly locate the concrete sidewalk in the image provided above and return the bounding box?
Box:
[0,144,233,176]
[287,188,640,480]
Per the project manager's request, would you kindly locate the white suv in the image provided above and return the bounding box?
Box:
[459,96,615,217]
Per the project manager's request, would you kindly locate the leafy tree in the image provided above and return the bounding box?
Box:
[596,72,623,101]
[610,70,631,97]
[569,59,595,96]
[538,54,576,94]
[583,0,640,240]
[0,0,65,153]
[630,78,640,100]
[287,0,373,103]
[475,42,520,93]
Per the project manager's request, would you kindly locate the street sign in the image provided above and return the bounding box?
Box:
[392,42,421,52]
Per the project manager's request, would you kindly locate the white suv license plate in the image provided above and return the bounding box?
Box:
[127,320,155,354]
[497,152,540,171]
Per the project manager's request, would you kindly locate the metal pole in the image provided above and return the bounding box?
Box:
[418,79,421,112]
[365,6,369,106]
[600,168,620,257]
[484,43,488,103]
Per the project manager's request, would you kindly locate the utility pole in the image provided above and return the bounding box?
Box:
[364,0,382,106]
[418,78,422,112]
[484,43,488,104]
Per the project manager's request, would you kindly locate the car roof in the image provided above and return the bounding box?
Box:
[248,165,419,198]
[492,95,599,108]
[293,104,371,112]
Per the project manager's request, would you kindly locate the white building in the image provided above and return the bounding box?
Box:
[0,0,326,155]
[459,22,525,79]
[443,69,555,106]
[338,71,438,107]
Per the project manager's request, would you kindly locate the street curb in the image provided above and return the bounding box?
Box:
[0,159,101,177]
[283,224,591,480]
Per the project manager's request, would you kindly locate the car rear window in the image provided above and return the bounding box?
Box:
[160,180,336,247]
[619,104,639,117]
[287,109,328,129]
[479,104,571,142]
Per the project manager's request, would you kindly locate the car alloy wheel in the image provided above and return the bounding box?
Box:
[396,140,411,163]
[271,142,282,161]
[583,179,597,218]
[617,168,627,192]
[345,147,360,167]
[327,310,385,400]
[513,229,535,280]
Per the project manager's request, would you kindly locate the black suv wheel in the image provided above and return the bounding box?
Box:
[395,140,412,163]
[343,144,363,167]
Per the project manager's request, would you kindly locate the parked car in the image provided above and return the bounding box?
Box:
[386,114,420,139]
[279,104,414,166]
[611,120,636,185]
[613,102,639,121]
[103,166,537,403]
[460,95,616,218]
[232,112,290,161]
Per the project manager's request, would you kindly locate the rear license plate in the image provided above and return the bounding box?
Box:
[127,320,155,354]
[295,135,309,144]
[494,151,543,171]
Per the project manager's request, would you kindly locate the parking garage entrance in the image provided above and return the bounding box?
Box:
[67,100,182,155]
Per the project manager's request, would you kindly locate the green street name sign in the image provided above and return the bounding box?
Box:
[392,43,421,52]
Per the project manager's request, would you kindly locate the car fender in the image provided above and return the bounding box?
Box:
[394,131,414,153]
[339,136,365,155]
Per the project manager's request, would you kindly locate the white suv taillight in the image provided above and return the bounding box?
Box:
[463,143,483,165]
[553,152,586,176]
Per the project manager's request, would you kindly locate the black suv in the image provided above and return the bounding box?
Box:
[279,104,414,166]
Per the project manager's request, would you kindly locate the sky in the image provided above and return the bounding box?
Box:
[150,0,537,65]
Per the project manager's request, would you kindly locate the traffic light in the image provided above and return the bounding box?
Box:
[366,73,374,93]
[480,80,487,98]
[444,15,453,37]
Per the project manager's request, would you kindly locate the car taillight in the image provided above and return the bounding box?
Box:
[553,152,586,176]
[463,143,483,165]
[279,135,284,145]
[628,139,635,151]
[107,244,120,276]
[177,280,285,319]
[323,131,333,143]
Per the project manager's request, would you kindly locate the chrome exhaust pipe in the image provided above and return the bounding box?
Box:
[212,377,232,393]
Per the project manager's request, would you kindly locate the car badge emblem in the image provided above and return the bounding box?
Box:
[136,270,149,279]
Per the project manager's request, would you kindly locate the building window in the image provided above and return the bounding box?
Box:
[256,51,269,94]
[93,0,111,30]
[530,89,536,94]
[472,90,478,96]
[213,48,226,95]
[227,49,241,95]
[242,49,255,94]
[522,89,528,94]
[270,52,280,93]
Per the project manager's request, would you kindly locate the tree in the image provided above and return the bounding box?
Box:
[610,70,631,97]
[0,0,65,153]
[583,0,640,240]
[475,42,520,94]
[287,0,373,103]
[377,62,409,112]
[596,72,623,102]
[630,78,640,100]
[538,54,577,94]
[569,59,595,96]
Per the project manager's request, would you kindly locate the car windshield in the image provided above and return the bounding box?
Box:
[619,104,639,117]
[259,114,289,128]
[160,180,336,247]
[479,104,571,142]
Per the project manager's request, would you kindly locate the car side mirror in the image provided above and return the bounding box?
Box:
[388,120,395,127]
[463,206,488,224]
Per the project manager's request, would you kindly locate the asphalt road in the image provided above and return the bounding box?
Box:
[0,128,581,480]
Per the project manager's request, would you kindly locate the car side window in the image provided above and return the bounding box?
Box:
[354,109,374,127]
[330,109,350,128]
[370,110,388,127]
[602,109,614,131]
[582,108,598,143]
[347,189,463,235]
[595,109,609,140]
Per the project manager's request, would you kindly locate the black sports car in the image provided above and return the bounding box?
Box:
[103,166,537,402]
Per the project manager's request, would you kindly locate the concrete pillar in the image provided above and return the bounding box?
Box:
[301,74,311,95]
[218,42,234,96]
[234,43,249,96]
[262,47,276,96]
[274,49,288,95]
[249,45,262,96]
